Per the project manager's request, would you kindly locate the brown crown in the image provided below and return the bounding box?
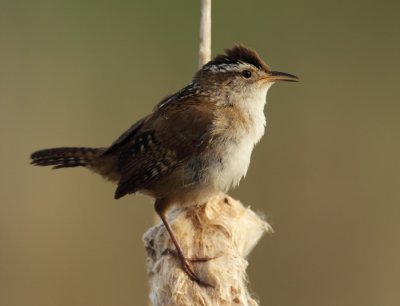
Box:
[205,44,271,72]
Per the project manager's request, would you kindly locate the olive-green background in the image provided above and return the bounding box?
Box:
[1,1,399,305]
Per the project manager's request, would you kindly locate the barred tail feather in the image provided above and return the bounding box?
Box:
[30,147,104,169]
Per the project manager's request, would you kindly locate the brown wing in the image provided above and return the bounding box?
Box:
[113,100,215,199]
[103,117,147,155]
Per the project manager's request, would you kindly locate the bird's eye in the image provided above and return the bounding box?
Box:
[241,70,252,79]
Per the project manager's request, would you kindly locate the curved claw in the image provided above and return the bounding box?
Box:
[181,258,213,288]
[161,248,214,287]
[186,256,216,263]
[162,248,216,263]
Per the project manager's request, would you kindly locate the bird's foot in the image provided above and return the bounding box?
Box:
[162,248,215,287]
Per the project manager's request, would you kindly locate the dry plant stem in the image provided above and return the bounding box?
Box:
[199,0,212,67]
[144,193,271,306]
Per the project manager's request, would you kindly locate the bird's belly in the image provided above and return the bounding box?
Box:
[163,140,252,204]
[207,139,253,192]
[141,140,254,207]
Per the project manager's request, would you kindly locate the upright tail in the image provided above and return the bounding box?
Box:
[30,147,105,169]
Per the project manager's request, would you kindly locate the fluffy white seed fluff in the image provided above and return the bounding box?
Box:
[143,193,272,306]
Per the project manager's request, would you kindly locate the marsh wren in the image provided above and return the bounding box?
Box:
[31,45,298,286]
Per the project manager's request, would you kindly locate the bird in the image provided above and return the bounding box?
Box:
[30,44,298,286]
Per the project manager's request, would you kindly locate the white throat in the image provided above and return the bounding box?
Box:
[238,83,272,144]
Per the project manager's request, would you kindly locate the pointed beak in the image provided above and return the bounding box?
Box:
[261,71,299,82]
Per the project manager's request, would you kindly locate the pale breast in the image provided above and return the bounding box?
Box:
[214,138,254,191]
[183,85,270,194]
[211,88,269,191]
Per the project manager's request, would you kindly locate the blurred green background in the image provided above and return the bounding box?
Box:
[1,1,399,305]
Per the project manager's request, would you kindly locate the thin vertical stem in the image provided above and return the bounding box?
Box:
[199,0,212,68]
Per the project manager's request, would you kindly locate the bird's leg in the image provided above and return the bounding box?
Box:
[155,199,213,288]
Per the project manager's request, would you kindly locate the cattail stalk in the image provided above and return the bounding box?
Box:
[199,0,212,67]
[143,194,271,306]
